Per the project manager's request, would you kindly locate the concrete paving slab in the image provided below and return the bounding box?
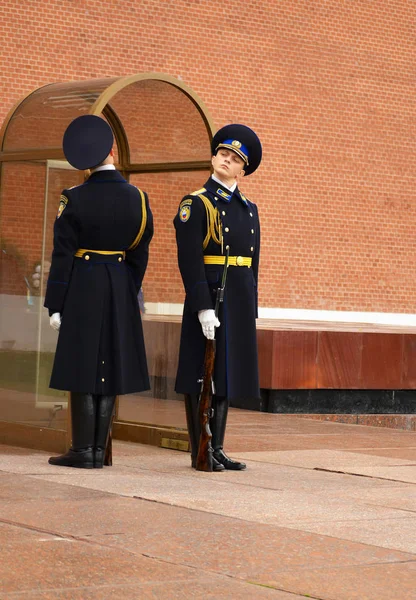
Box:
[81,503,416,579]
[312,483,416,512]
[289,515,416,554]
[0,521,58,545]
[6,471,413,529]
[215,462,410,493]
[2,492,414,583]
[1,409,416,600]
[352,447,416,460]
[233,448,415,469]
[0,472,112,502]
[2,579,303,600]
[0,448,67,475]
[262,561,416,600]
[228,431,416,452]
[0,535,198,596]
[341,465,416,484]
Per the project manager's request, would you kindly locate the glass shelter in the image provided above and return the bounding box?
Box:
[0,73,214,452]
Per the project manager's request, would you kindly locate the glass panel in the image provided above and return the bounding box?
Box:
[0,160,81,429]
[117,170,210,429]
[36,161,83,420]
[3,78,118,152]
[109,80,211,164]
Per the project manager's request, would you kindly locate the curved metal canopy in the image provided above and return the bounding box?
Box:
[0,73,214,173]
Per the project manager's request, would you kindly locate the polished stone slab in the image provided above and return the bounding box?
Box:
[234,448,414,469]
[3,580,305,599]
[2,493,414,584]
[294,516,416,554]
[262,561,416,600]
[9,470,413,529]
[0,530,198,596]
[1,410,416,600]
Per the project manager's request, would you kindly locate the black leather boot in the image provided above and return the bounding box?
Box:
[48,393,95,468]
[184,394,224,472]
[211,396,246,471]
[94,395,116,468]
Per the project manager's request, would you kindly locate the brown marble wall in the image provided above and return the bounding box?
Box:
[143,317,416,390]
[257,330,416,390]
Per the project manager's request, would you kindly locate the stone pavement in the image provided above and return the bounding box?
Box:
[1,412,416,599]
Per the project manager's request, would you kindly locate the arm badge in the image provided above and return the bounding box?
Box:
[179,198,192,222]
[57,195,68,219]
[179,205,191,222]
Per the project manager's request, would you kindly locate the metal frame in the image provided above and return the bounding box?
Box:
[0,73,215,171]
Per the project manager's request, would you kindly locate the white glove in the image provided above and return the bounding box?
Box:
[50,312,61,331]
[198,309,220,340]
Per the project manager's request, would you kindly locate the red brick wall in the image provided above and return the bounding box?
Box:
[1,1,416,311]
[0,163,81,295]
[0,163,45,295]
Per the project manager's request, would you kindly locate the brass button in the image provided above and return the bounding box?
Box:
[250,246,254,252]
[85,255,90,261]
[236,256,244,266]
[251,229,254,234]
[101,378,105,382]
[102,361,105,365]
[222,211,226,216]
[225,245,230,250]
[250,212,253,217]
[225,227,229,233]
[118,257,122,262]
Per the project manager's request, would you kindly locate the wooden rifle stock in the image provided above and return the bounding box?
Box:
[103,397,116,467]
[195,338,215,471]
[196,248,229,472]
[104,422,113,466]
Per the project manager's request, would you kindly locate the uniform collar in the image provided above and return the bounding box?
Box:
[204,177,248,206]
[86,169,126,183]
[211,173,237,193]
[91,164,116,173]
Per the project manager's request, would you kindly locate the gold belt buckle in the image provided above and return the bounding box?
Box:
[236,256,244,266]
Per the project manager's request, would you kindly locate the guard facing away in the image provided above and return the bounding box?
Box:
[174,123,262,472]
[45,115,153,469]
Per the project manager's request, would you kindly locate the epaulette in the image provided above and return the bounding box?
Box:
[190,187,207,196]
[128,188,147,251]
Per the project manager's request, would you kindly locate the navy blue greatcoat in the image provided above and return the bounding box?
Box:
[174,177,260,400]
[44,169,153,395]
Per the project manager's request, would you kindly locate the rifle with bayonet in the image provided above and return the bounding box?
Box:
[196,248,230,471]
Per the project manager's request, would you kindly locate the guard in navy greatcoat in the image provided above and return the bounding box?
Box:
[45,115,153,469]
[174,124,262,471]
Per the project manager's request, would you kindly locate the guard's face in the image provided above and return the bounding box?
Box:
[212,148,245,182]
